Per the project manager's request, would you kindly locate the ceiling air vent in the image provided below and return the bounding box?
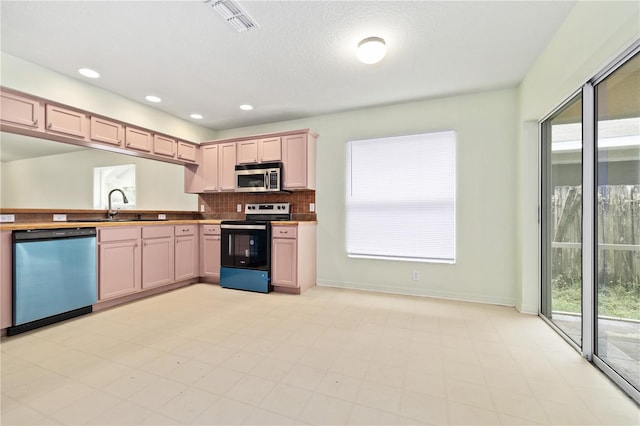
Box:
[204,0,259,32]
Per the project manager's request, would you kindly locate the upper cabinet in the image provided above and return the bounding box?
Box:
[177,141,197,163]
[125,126,152,152]
[45,104,88,139]
[0,90,43,130]
[282,132,316,190]
[153,134,176,158]
[90,116,124,147]
[236,137,282,164]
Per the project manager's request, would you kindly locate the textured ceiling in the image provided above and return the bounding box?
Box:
[0,1,575,131]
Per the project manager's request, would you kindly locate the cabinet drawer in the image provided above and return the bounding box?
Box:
[272,226,297,239]
[98,227,140,242]
[142,225,174,239]
[201,224,221,235]
[175,225,196,236]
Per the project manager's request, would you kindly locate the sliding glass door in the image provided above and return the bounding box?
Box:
[541,46,639,403]
[541,94,583,346]
[594,52,639,393]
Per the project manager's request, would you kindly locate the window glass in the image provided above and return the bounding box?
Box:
[93,164,136,209]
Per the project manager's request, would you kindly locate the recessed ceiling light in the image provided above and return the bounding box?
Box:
[239,104,254,111]
[190,113,203,119]
[356,36,387,64]
[145,95,162,103]
[78,68,100,78]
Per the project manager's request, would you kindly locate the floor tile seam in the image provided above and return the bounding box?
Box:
[486,387,553,425]
[2,401,62,425]
[48,387,127,425]
[151,386,219,425]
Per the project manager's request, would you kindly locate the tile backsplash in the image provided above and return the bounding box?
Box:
[199,190,316,221]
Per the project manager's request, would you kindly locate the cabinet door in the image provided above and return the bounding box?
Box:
[153,134,176,158]
[177,141,197,162]
[125,127,152,152]
[142,237,175,289]
[175,235,198,281]
[272,238,298,288]
[200,234,221,279]
[219,142,237,191]
[1,231,12,328]
[99,240,141,300]
[237,139,258,164]
[282,133,308,189]
[259,137,282,162]
[90,116,123,146]
[45,104,87,138]
[0,91,43,130]
[202,144,219,191]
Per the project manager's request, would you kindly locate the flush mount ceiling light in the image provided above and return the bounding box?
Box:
[190,113,203,119]
[78,68,100,78]
[145,95,162,103]
[356,36,387,64]
[239,104,254,111]
[204,0,259,32]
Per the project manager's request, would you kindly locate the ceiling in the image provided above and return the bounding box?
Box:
[0,1,576,132]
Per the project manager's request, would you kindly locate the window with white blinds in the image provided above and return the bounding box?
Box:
[346,131,456,263]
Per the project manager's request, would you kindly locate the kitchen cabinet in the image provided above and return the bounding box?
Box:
[141,226,175,289]
[237,137,282,164]
[98,227,141,301]
[45,104,88,139]
[177,141,197,163]
[219,142,237,191]
[125,126,152,152]
[90,116,124,147]
[153,134,176,158]
[202,144,219,191]
[1,231,12,329]
[282,132,316,190]
[175,225,198,281]
[200,224,221,282]
[0,89,44,131]
[271,223,317,293]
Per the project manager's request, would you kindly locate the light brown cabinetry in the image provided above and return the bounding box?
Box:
[219,142,237,191]
[153,134,176,158]
[271,223,317,294]
[90,116,124,147]
[45,104,88,139]
[200,224,221,282]
[177,141,197,163]
[1,231,12,329]
[98,227,141,301]
[141,226,175,289]
[125,126,152,152]
[237,139,258,164]
[237,137,282,164]
[0,90,43,130]
[282,133,316,190]
[175,225,198,281]
[202,144,219,191]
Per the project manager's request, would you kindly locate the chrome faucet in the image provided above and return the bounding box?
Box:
[107,188,129,219]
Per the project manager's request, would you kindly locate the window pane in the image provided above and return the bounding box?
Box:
[595,52,640,392]
[541,94,583,346]
[346,131,456,262]
[93,164,136,209]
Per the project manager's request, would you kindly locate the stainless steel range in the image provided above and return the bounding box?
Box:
[220,203,290,293]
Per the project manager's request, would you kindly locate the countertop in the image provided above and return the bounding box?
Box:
[0,219,317,231]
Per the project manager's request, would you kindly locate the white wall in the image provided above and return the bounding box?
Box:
[516,1,640,313]
[2,149,195,210]
[217,88,519,306]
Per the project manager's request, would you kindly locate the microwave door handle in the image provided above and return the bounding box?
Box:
[265,172,270,189]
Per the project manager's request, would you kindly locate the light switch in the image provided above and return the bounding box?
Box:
[0,214,15,223]
[158,214,167,220]
[309,203,315,212]
[53,214,67,222]
[200,204,205,212]
[237,204,242,212]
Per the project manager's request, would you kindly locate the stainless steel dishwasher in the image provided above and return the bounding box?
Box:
[10,227,97,335]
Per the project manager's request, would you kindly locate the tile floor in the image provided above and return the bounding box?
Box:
[1,284,638,425]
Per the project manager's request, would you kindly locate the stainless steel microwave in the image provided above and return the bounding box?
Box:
[234,162,283,193]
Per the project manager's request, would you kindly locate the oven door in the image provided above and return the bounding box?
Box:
[220,223,270,270]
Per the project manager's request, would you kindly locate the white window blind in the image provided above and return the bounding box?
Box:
[346,131,456,263]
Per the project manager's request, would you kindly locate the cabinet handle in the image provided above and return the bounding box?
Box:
[281,231,288,234]
[47,122,52,129]
[33,119,38,127]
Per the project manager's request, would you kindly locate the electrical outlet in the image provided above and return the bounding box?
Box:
[200,204,205,213]
[158,214,167,220]
[237,204,242,212]
[0,214,15,223]
[309,203,315,212]
[412,271,420,281]
[53,214,67,222]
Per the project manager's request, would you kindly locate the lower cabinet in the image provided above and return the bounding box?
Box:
[175,225,198,281]
[1,231,13,328]
[98,227,142,301]
[271,223,317,293]
[200,224,221,282]
[141,226,175,289]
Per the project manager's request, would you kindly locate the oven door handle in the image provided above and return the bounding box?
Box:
[221,224,267,230]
